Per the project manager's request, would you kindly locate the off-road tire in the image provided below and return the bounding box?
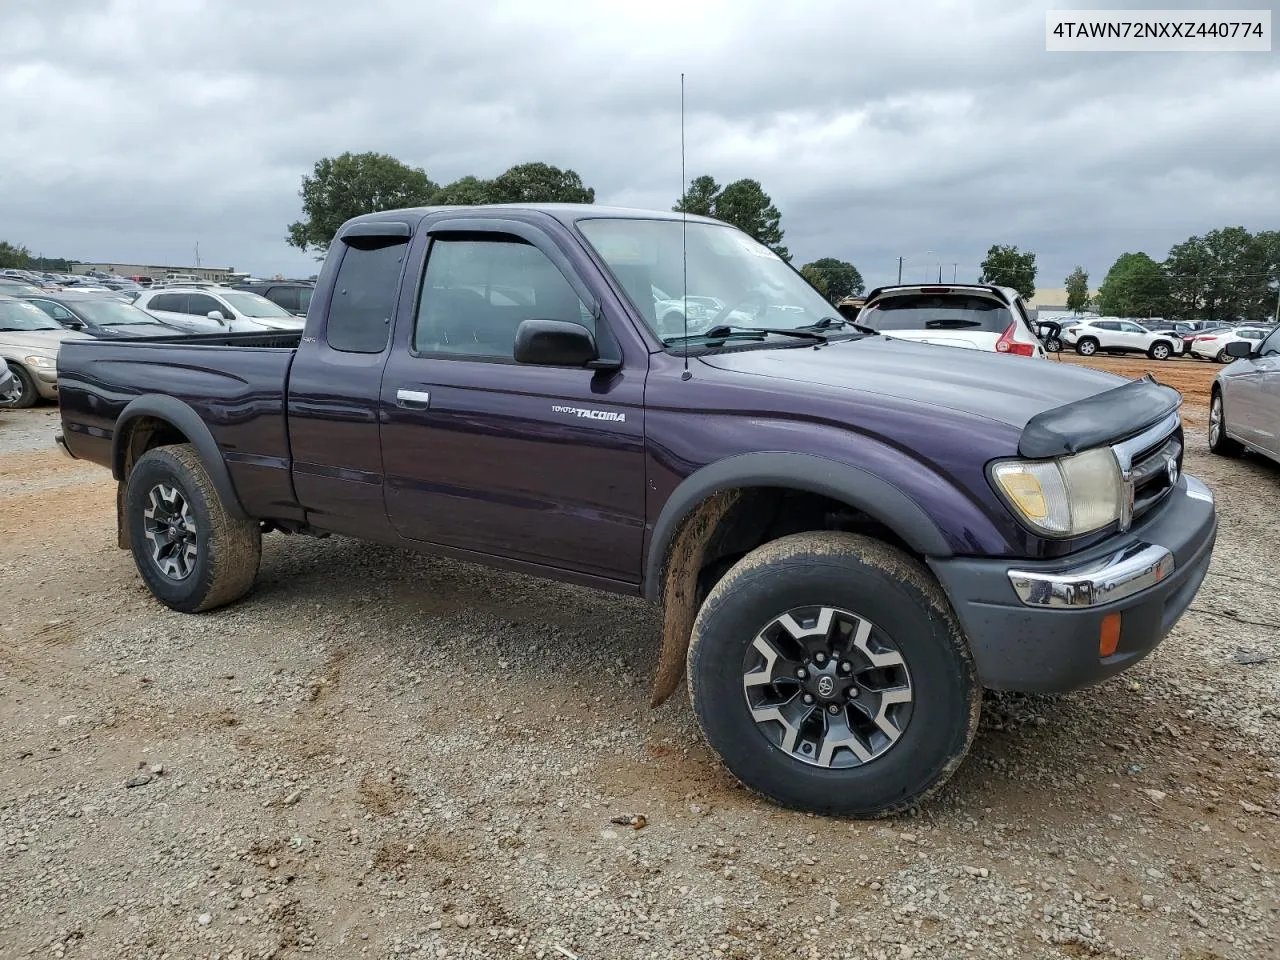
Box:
[1208,389,1242,457]
[686,531,980,818]
[1148,341,1172,360]
[1,362,37,409]
[125,443,261,613]
[1075,338,1098,357]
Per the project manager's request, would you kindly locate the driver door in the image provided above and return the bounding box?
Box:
[379,218,648,585]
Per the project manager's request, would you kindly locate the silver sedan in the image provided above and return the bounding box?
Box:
[1210,325,1280,461]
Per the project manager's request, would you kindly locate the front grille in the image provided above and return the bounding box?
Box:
[1125,425,1183,524]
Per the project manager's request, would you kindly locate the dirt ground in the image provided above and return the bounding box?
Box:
[2,357,1278,960]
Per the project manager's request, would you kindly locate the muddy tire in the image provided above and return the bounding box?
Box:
[1,362,37,409]
[1075,338,1098,357]
[125,443,261,613]
[1208,389,1242,458]
[686,532,980,817]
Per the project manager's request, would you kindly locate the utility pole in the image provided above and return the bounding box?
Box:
[937,264,943,283]
[951,263,958,283]
[195,242,201,268]
[897,257,903,284]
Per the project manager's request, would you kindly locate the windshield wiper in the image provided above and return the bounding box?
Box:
[701,324,827,343]
[801,316,879,336]
[662,327,771,346]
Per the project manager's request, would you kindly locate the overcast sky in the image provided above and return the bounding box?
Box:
[2,0,1277,289]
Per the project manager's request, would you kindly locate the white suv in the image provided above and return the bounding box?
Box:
[856,284,1046,358]
[134,287,305,334]
[1060,317,1183,360]
[1189,325,1273,363]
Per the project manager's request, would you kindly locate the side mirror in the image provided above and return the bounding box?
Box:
[206,310,228,323]
[1225,340,1255,359]
[514,319,607,367]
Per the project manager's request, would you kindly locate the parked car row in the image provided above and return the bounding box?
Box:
[0,280,312,407]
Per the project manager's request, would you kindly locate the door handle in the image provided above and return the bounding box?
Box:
[396,389,431,410]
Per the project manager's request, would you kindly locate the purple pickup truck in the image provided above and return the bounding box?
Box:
[56,205,1216,817]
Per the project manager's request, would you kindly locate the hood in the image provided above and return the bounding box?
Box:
[698,335,1125,432]
[0,328,86,354]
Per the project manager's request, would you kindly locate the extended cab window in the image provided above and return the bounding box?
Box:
[328,241,405,353]
[414,235,590,359]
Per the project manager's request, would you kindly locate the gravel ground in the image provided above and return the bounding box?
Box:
[1,372,1277,960]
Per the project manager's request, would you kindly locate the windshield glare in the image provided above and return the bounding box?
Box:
[221,292,293,318]
[860,295,1013,333]
[74,299,166,326]
[577,219,835,340]
[0,300,64,331]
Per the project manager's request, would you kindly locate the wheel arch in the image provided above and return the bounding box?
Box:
[644,452,954,707]
[112,395,248,522]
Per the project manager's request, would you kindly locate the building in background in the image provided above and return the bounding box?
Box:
[71,262,246,284]
[1029,287,1099,313]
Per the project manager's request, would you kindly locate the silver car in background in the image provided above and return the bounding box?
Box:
[1209,325,1280,461]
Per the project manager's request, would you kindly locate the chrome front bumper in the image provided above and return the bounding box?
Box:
[1008,475,1213,608]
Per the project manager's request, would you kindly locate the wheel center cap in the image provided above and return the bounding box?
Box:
[805,661,846,701]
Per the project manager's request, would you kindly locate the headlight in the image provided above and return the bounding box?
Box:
[24,355,56,369]
[990,447,1122,537]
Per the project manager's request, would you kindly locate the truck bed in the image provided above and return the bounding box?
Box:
[57,334,301,517]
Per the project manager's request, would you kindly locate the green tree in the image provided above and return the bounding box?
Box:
[978,244,1037,300]
[286,152,439,253]
[800,264,830,299]
[673,175,790,260]
[1097,252,1167,318]
[802,257,864,302]
[673,175,720,217]
[0,241,32,269]
[487,162,594,204]
[715,179,789,261]
[433,175,495,205]
[1064,266,1090,314]
[1164,227,1275,323]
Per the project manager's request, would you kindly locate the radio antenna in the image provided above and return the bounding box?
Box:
[680,72,691,381]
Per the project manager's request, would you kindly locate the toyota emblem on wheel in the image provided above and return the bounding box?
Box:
[817,676,835,697]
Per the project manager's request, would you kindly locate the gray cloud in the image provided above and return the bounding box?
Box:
[1,0,1276,288]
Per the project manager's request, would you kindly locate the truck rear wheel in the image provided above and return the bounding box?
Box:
[686,532,980,817]
[125,443,261,613]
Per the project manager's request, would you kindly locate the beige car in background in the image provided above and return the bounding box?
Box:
[0,295,86,408]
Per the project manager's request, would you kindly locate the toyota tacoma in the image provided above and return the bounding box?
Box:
[56,204,1216,817]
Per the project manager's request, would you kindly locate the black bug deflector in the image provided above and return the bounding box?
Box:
[1018,375,1181,460]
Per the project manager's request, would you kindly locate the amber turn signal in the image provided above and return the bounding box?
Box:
[1099,612,1122,658]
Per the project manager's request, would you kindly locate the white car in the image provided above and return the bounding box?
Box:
[1189,325,1273,363]
[1059,317,1183,360]
[134,287,305,334]
[857,284,1047,358]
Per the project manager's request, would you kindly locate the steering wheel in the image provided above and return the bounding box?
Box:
[709,292,769,326]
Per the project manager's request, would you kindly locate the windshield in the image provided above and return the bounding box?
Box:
[577,219,836,340]
[0,299,63,331]
[73,298,168,326]
[221,291,293,318]
[860,294,1013,333]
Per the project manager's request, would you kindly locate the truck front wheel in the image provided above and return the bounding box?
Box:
[125,443,261,613]
[686,532,980,817]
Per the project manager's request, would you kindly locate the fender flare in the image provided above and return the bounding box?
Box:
[111,395,249,521]
[642,451,952,600]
